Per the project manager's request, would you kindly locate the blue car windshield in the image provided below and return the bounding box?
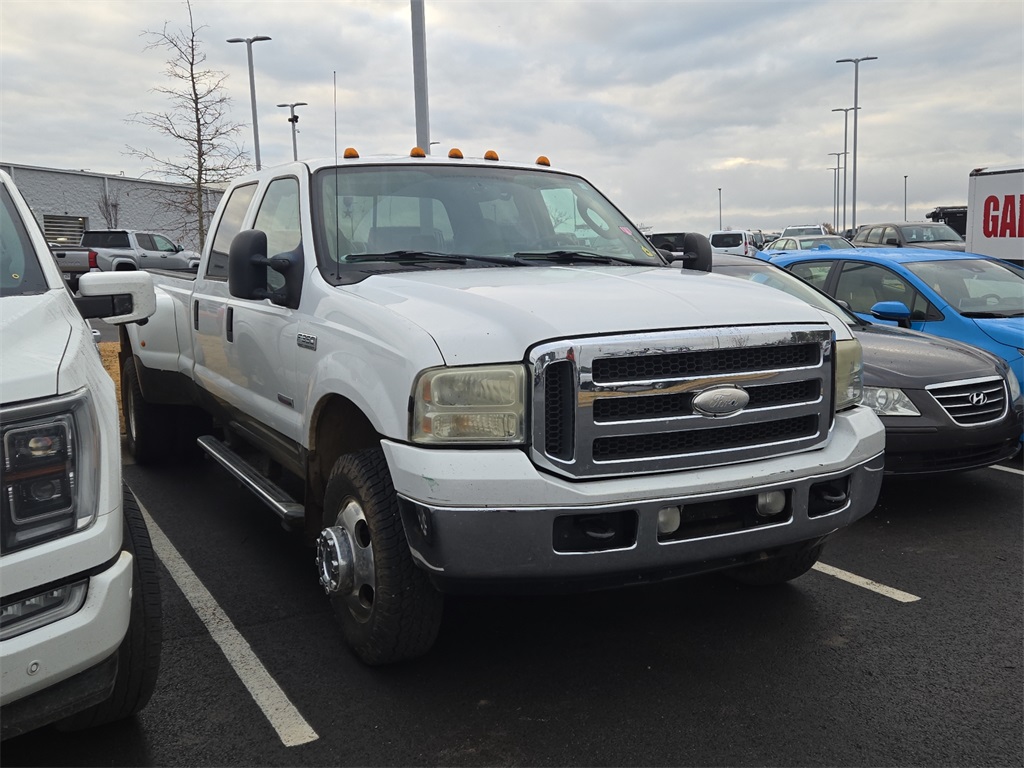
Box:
[906,259,1024,317]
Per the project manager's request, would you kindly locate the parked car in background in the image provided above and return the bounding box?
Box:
[708,229,759,257]
[851,222,965,251]
[760,235,854,257]
[781,224,828,238]
[711,252,1022,472]
[647,232,691,252]
[79,230,200,272]
[765,248,1024,401]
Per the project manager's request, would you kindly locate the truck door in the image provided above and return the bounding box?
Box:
[192,176,304,447]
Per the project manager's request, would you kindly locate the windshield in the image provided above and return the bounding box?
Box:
[796,236,854,250]
[0,184,49,297]
[906,258,1024,317]
[312,163,662,277]
[898,223,962,244]
[714,261,858,327]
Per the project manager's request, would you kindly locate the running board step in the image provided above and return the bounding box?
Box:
[197,436,305,523]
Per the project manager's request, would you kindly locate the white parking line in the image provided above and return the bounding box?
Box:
[991,463,1024,477]
[139,503,319,747]
[812,562,921,603]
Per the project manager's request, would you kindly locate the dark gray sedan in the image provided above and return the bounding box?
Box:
[711,253,1022,474]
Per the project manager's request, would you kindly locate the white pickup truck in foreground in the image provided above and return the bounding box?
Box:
[120,149,885,664]
[0,170,161,738]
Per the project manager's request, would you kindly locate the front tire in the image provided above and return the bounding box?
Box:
[59,483,162,730]
[319,448,443,665]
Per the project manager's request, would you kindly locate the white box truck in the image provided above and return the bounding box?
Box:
[966,164,1023,264]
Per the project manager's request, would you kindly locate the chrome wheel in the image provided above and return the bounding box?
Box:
[319,497,376,623]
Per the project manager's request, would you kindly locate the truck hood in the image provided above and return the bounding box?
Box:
[345,265,839,364]
[855,323,1003,389]
[0,293,73,403]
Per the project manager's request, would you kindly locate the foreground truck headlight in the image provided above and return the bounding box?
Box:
[412,365,527,444]
[834,339,864,411]
[1,390,99,554]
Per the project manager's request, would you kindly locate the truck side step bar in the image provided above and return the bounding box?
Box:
[197,436,305,523]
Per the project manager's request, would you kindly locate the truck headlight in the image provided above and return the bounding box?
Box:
[863,386,920,417]
[1,389,99,554]
[834,338,864,411]
[412,365,527,444]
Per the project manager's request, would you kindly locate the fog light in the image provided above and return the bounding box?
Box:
[657,505,682,535]
[756,491,786,517]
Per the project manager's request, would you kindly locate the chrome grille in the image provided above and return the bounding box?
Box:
[530,325,835,479]
[927,376,1009,426]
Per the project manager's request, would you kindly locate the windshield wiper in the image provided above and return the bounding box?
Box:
[512,250,644,266]
[346,250,469,264]
[959,310,1010,318]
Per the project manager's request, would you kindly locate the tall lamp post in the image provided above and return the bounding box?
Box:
[227,35,272,170]
[904,175,909,221]
[829,153,844,232]
[277,102,308,161]
[717,188,722,229]
[836,56,877,231]
[831,106,858,233]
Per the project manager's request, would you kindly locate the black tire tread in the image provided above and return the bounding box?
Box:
[325,448,443,665]
[59,483,162,730]
[122,358,171,465]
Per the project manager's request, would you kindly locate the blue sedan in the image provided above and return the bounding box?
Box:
[765,248,1024,394]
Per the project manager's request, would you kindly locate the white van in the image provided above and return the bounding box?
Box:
[708,230,759,257]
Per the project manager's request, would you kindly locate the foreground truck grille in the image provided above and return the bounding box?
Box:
[530,325,835,479]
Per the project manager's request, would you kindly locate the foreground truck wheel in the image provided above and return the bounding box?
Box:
[317,448,443,665]
[726,541,825,586]
[60,484,163,729]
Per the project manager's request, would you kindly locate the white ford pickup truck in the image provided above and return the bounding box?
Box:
[0,170,161,738]
[120,149,885,664]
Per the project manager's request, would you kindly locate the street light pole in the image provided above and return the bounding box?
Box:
[717,188,722,229]
[277,102,308,161]
[904,175,909,221]
[227,35,272,170]
[831,106,858,233]
[829,153,844,232]
[836,56,878,231]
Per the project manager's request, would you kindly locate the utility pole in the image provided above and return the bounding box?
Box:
[227,35,272,170]
[277,102,308,161]
[836,56,878,230]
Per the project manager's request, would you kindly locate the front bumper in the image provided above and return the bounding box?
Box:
[383,406,884,591]
[0,551,132,728]
[881,392,1023,474]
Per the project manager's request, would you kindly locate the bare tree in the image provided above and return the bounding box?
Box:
[98,187,121,228]
[125,0,250,248]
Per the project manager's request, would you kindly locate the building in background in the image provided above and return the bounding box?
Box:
[0,163,224,252]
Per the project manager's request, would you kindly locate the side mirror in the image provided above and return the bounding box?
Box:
[74,271,156,324]
[664,233,713,272]
[870,300,912,329]
[228,229,304,309]
[885,237,900,247]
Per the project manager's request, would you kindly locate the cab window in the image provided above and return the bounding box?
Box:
[253,178,301,292]
[206,183,258,279]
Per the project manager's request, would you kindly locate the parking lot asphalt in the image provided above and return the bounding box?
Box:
[3,454,1022,767]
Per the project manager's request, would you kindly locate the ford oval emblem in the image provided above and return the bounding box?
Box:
[692,385,750,418]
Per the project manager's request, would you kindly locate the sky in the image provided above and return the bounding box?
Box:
[1,0,1022,236]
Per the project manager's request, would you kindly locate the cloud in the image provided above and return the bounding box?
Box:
[1,0,1021,234]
